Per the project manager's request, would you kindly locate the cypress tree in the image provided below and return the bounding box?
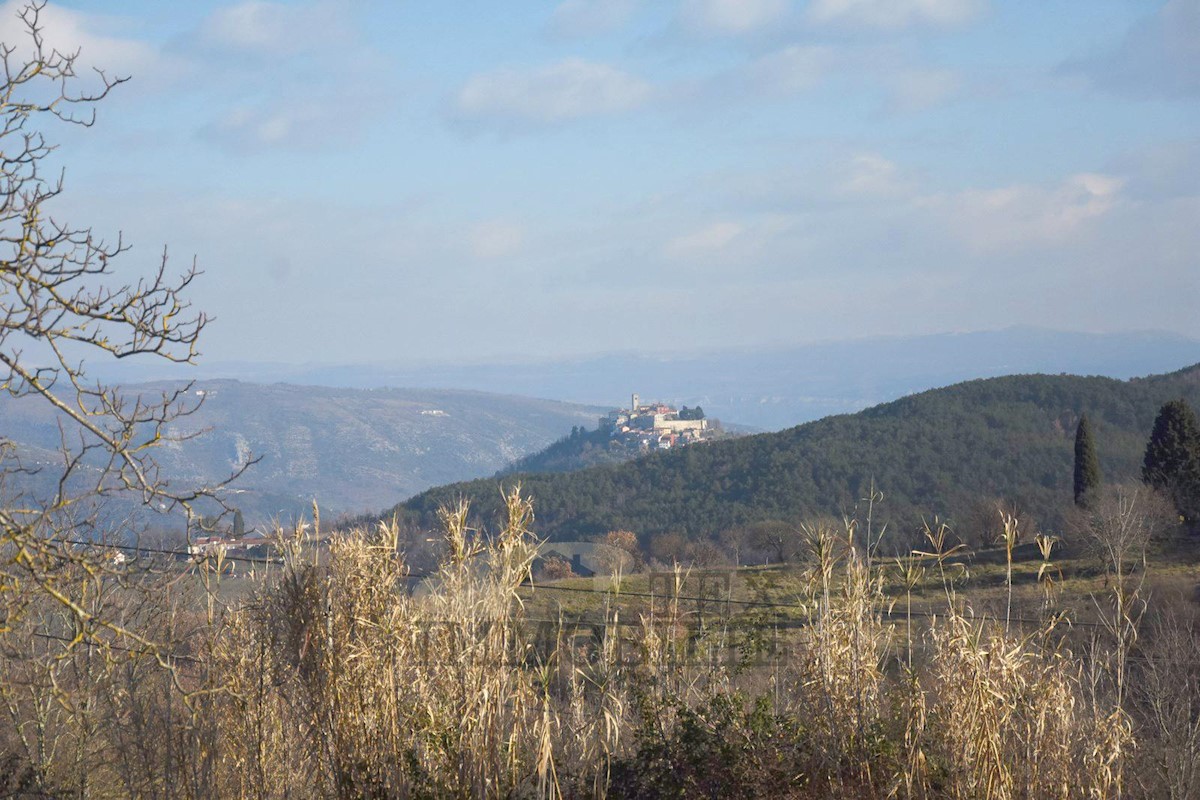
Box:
[1073,414,1101,507]
[1142,399,1200,523]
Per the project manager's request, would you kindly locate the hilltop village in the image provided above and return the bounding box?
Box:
[600,393,714,451]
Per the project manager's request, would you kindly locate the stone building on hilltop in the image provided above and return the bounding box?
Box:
[600,392,710,451]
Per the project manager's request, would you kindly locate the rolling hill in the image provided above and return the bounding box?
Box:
[0,380,603,525]
[397,364,1200,545]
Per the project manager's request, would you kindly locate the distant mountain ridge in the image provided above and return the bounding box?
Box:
[397,364,1200,545]
[89,327,1200,431]
[0,381,603,525]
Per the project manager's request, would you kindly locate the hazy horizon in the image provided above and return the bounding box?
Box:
[83,326,1200,431]
[86,324,1200,376]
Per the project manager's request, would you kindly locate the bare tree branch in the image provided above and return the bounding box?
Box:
[0,1,252,645]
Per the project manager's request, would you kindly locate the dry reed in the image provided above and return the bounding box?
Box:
[0,488,1181,799]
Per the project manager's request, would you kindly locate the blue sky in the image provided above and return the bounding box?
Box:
[13,0,1200,364]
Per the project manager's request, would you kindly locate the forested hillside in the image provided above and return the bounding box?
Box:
[399,365,1200,544]
[496,426,632,475]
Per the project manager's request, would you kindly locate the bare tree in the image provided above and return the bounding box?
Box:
[959,494,1036,550]
[1131,608,1200,800]
[1072,484,1175,712]
[0,2,246,643]
[744,520,799,564]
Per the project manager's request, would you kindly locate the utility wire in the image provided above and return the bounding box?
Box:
[29,630,202,664]
[26,538,1116,629]
[515,583,1113,628]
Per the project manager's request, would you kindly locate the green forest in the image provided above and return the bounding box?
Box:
[497,425,634,475]
[399,365,1200,545]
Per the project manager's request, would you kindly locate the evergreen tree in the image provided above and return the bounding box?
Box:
[1073,414,1102,507]
[1142,399,1200,523]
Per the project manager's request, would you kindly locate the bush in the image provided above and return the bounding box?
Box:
[610,693,809,799]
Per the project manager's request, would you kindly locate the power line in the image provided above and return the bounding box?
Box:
[514,582,1115,628]
[29,631,202,664]
[23,610,1139,669]
[23,538,1117,630]
[516,582,804,610]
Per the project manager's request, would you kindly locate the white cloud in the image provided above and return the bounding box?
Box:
[207,104,313,147]
[0,0,371,154]
[886,68,961,112]
[469,221,526,260]
[664,221,744,259]
[725,45,956,110]
[808,0,982,29]
[679,0,790,35]
[454,59,653,125]
[0,1,164,79]
[837,153,908,197]
[197,1,349,56]
[549,0,639,37]
[742,45,836,94]
[185,2,390,152]
[201,75,388,151]
[922,173,1124,250]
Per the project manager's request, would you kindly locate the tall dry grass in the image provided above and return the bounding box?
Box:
[0,487,1190,798]
[205,488,559,798]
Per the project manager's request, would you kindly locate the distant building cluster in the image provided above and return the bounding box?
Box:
[188,530,273,560]
[600,392,711,451]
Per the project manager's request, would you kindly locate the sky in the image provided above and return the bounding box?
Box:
[8,0,1199,366]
